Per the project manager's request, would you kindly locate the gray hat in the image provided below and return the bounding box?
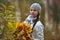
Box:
[30,3,41,14]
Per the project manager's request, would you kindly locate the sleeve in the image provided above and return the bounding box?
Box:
[33,23,44,40]
[24,15,33,24]
[24,15,30,24]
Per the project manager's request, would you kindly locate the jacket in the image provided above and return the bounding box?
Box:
[24,15,44,40]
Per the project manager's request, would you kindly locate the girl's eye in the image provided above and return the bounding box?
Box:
[31,9,32,11]
[34,9,36,11]
[30,9,36,11]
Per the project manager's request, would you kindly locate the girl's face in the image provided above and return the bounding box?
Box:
[30,8,38,18]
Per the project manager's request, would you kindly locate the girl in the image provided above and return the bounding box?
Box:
[24,3,44,40]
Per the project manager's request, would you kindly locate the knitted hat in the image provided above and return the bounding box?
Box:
[30,3,41,14]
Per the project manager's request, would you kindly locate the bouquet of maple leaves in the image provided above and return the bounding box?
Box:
[14,22,33,40]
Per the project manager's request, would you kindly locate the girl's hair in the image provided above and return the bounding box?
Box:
[37,12,40,21]
[32,12,39,29]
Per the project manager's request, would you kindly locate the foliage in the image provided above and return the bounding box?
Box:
[14,22,32,40]
[0,2,16,40]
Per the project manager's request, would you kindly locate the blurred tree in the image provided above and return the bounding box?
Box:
[0,0,16,40]
[45,0,60,40]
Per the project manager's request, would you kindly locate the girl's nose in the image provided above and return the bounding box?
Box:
[31,10,34,13]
